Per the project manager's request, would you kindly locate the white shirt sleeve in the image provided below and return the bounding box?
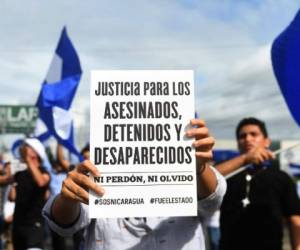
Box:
[42,195,90,237]
[197,166,227,218]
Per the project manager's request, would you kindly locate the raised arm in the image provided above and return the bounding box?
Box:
[57,144,71,171]
[216,147,274,176]
[186,119,217,198]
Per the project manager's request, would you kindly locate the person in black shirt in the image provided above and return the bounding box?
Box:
[217,117,300,250]
[10,138,50,250]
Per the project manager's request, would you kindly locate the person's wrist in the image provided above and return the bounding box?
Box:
[241,153,249,165]
[60,192,79,205]
[51,194,81,227]
[197,163,208,176]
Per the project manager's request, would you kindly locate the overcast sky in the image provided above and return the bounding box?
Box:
[1,0,300,143]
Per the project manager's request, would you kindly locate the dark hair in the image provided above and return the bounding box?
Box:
[21,143,43,164]
[81,143,90,154]
[236,117,268,139]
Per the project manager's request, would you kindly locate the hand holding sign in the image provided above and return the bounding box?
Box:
[60,119,213,206]
[186,119,215,164]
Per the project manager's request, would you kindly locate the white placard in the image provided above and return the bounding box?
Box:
[90,70,196,218]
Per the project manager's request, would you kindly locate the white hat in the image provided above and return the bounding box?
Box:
[24,138,47,162]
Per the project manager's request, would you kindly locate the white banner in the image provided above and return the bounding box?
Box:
[90,70,196,218]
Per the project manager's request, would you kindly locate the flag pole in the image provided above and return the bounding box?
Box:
[225,142,300,179]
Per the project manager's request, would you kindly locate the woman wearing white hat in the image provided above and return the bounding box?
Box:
[10,138,50,250]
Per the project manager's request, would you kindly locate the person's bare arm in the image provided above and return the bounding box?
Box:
[0,163,13,186]
[216,154,247,176]
[57,144,71,171]
[9,185,16,201]
[186,119,217,198]
[51,160,104,226]
[288,215,300,250]
[216,147,274,176]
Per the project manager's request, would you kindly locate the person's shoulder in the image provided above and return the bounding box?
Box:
[265,168,294,182]
[14,169,29,183]
[269,168,290,176]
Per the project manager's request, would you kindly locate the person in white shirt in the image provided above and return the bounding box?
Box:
[43,119,226,250]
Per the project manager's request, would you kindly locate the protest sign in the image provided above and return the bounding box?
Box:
[90,70,196,218]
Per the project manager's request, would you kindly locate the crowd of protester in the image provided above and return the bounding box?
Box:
[0,117,299,250]
[0,140,90,250]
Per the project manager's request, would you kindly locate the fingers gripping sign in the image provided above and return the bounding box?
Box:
[186,119,215,165]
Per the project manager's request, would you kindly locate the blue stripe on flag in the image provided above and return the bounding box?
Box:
[271,10,300,126]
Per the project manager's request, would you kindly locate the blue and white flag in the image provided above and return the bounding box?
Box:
[271,10,300,126]
[36,27,82,160]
